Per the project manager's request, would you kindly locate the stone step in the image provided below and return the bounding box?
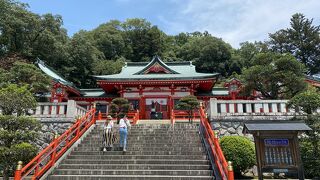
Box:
[66,155,207,160]
[53,169,212,176]
[62,159,210,165]
[74,146,204,152]
[91,130,199,136]
[84,137,200,141]
[48,175,212,180]
[57,164,211,170]
[77,143,202,147]
[70,151,206,156]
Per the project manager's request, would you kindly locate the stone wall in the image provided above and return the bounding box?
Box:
[34,121,73,151]
[210,120,253,141]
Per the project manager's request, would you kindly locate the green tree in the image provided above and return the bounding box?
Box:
[241,52,307,99]
[288,88,320,178]
[92,57,125,75]
[288,88,320,114]
[0,0,69,61]
[0,84,37,115]
[9,61,51,93]
[176,95,199,123]
[269,13,320,74]
[0,115,40,180]
[177,35,232,76]
[121,18,165,62]
[65,31,105,88]
[90,21,125,60]
[109,98,130,121]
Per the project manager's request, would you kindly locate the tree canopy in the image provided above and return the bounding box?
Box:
[241,52,307,99]
[269,13,320,75]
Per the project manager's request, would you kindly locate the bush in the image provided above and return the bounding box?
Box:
[220,136,256,176]
[300,137,320,178]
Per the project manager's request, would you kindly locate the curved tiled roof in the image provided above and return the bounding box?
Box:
[95,56,218,81]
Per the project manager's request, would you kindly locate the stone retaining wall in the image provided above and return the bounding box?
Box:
[35,121,73,151]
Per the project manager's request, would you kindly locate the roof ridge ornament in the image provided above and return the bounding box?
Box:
[134,56,179,75]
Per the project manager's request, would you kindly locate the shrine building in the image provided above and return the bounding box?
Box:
[38,56,248,119]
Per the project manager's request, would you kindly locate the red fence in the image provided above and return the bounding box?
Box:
[96,110,140,125]
[14,108,96,180]
[198,105,234,180]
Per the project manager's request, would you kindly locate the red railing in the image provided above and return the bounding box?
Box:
[170,109,175,125]
[199,105,234,180]
[127,110,139,125]
[96,110,139,125]
[14,108,96,180]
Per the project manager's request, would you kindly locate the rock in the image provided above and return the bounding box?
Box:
[227,127,237,134]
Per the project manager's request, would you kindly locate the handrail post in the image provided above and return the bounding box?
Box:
[14,161,23,180]
[227,161,234,180]
[92,103,96,124]
[98,111,102,121]
[50,132,59,166]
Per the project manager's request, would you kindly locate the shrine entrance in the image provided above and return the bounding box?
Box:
[144,96,171,119]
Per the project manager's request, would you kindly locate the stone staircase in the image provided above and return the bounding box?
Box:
[47,121,213,180]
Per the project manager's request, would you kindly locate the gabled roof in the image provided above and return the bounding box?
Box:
[95,56,218,81]
[36,59,81,94]
[134,56,179,74]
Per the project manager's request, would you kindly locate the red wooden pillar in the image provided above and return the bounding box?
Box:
[139,96,145,119]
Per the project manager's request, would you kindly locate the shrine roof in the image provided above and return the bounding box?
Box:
[306,73,320,82]
[95,56,218,81]
[36,59,81,93]
[80,89,117,97]
[196,87,229,96]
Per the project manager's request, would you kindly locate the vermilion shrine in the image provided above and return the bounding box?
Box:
[38,56,249,119]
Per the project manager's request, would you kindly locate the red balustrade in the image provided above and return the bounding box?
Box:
[14,108,96,180]
[199,105,234,180]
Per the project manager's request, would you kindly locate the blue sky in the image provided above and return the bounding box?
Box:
[21,0,320,48]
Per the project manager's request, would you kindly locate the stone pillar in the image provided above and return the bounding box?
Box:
[237,103,243,113]
[229,103,235,113]
[43,105,49,115]
[221,103,227,113]
[280,103,286,113]
[263,103,269,113]
[246,103,252,113]
[272,103,277,113]
[210,98,218,116]
[66,100,77,119]
[59,105,65,115]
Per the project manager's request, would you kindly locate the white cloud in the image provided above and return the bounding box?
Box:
[159,0,320,48]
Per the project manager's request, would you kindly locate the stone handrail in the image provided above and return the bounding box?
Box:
[31,100,88,122]
[209,99,300,118]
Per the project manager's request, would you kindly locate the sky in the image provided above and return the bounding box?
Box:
[20,0,320,48]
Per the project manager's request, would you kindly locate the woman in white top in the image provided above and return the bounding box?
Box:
[103,115,115,151]
[119,115,131,152]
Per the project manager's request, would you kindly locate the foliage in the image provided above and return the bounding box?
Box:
[288,88,320,114]
[92,57,125,75]
[290,88,320,179]
[176,95,199,123]
[241,52,307,99]
[109,98,130,121]
[220,136,256,176]
[269,13,320,74]
[299,133,320,178]
[0,115,40,179]
[0,84,37,115]
[177,35,232,76]
[298,115,320,179]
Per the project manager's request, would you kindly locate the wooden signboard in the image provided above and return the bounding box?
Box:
[243,122,311,180]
